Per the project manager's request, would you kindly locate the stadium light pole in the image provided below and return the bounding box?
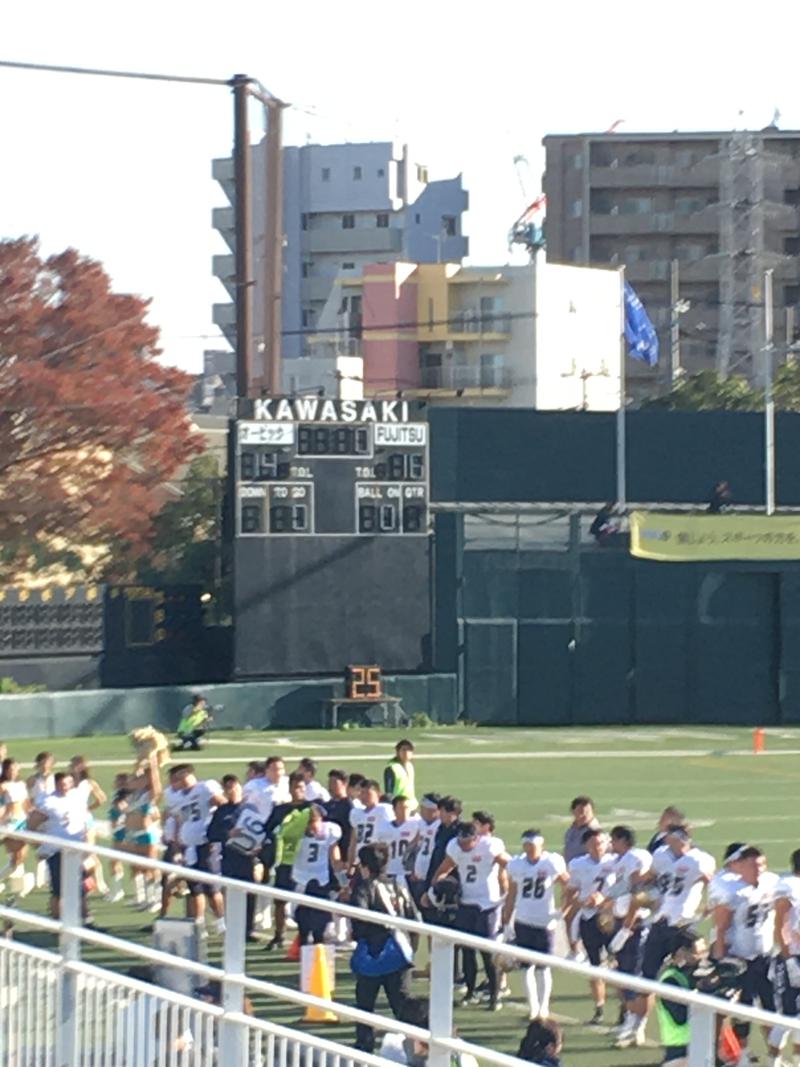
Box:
[0,59,286,400]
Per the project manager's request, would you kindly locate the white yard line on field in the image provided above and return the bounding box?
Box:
[62,747,800,769]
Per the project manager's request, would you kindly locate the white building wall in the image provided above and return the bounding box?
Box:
[534,255,622,411]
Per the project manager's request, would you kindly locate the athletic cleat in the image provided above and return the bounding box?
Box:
[265,935,284,951]
[460,993,481,1007]
[588,1006,605,1026]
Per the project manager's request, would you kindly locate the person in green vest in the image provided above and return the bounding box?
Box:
[656,931,706,1066]
[383,739,417,808]
[176,695,210,751]
[264,772,311,950]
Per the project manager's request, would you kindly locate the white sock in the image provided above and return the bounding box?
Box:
[215,916,226,933]
[133,873,146,904]
[524,966,540,1018]
[10,865,25,881]
[36,860,49,888]
[535,967,552,1018]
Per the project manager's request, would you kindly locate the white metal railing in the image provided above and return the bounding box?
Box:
[2,830,800,1067]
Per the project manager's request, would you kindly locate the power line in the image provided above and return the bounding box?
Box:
[0,58,230,87]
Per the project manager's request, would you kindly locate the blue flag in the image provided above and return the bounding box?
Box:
[624,281,659,366]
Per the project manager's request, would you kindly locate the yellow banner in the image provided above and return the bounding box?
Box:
[629,510,800,562]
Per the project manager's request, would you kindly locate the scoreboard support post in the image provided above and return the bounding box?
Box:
[231,398,432,678]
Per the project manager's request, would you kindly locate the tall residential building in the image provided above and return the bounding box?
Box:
[208,140,468,393]
[543,129,800,388]
[305,255,622,410]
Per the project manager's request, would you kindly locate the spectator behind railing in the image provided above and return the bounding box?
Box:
[708,480,733,514]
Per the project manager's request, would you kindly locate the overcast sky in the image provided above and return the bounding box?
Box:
[2,0,798,373]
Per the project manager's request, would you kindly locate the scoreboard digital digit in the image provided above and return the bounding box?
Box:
[231,398,432,679]
[235,397,429,537]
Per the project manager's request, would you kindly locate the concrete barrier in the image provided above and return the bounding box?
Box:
[0,673,458,739]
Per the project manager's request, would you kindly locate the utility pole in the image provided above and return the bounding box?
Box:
[764,268,775,515]
[669,258,681,386]
[263,100,286,395]
[232,74,255,400]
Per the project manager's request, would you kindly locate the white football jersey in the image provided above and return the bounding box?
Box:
[1,781,27,806]
[38,792,89,856]
[292,822,342,890]
[708,868,742,909]
[304,780,331,803]
[775,875,800,956]
[376,815,422,878]
[242,777,290,822]
[508,851,567,929]
[176,780,221,847]
[227,802,269,854]
[413,818,441,880]
[349,804,390,850]
[651,846,715,924]
[445,835,505,909]
[723,872,779,959]
[609,847,653,918]
[567,853,616,918]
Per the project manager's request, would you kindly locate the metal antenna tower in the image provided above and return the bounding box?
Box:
[717,131,765,379]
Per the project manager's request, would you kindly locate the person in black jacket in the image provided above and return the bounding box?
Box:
[206,775,257,937]
[351,843,413,1052]
[426,795,462,883]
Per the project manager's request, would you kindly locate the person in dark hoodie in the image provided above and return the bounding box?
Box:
[517,1019,563,1065]
[350,843,414,1052]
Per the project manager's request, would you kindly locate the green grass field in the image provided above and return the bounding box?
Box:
[5,723,800,1065]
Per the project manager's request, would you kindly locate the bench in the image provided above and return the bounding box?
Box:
[320,695,405,729]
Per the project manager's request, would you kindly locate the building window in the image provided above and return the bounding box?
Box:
[442,215,457,237]
[301,213,309,230]
[342,214,355,229]
[480,353,504,388]
[785,236,800,255]
[342,262,355,270]
[376,213,389,228]
[301,309,315,329]
[377,167,385,177]
[302,261,313,278]
[321,167,330,182]
[415,213,421,224]
[417,164,429,183]
[572,153,584,169]
[353,166,362,180]
[570,199,583,218]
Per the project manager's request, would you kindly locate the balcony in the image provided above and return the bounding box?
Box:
[212,207,235,253]
[591,205,720,236]
[590,160,720,188]
[448,311,512,339]
[420,364,511,391]
[303,227,403,255]
[212,254,236,298]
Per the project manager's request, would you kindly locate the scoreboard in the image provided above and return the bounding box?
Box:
[235,397,429,537]
[231,398,432,679]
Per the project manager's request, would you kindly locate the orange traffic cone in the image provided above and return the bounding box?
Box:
[718,1021,741,1065]
[285,933,301,962]
[302,943,337,1023]
[753,727,765,754]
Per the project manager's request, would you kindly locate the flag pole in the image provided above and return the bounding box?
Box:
[617,267,627,511]
[765,267,775,515]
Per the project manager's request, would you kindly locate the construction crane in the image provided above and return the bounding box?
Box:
[509,155,546,257]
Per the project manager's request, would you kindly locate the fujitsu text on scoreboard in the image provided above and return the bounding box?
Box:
[230,398,431,678]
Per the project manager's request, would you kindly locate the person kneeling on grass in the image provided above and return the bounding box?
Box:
[176,695,210,751]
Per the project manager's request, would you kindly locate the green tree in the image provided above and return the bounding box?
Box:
[137,453,226,598]
[642,370,759,411]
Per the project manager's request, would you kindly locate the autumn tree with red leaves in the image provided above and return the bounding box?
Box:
[0,237,202,582]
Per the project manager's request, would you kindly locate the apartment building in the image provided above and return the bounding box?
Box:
[544,129,800,387]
